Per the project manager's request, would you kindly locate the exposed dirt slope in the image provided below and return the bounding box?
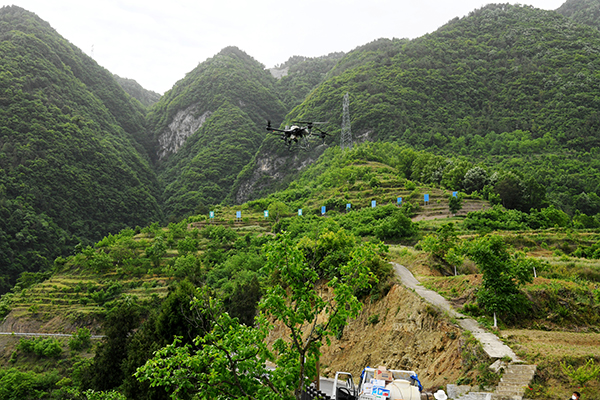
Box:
[268,283,469,390]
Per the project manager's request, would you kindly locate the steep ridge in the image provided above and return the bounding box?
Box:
[0,6,154,159]
[148,46,286,162]
[160,102,267,219]
[0,6,163,289]
[147,46,287,220]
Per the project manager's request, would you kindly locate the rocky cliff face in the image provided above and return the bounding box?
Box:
[230,142,326,204]
[232,152,290,204]
[157,105,212,160]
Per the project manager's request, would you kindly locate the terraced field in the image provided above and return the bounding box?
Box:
[0,173,488,336]
[0,271,173,334]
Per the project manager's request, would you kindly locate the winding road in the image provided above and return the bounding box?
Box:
[391,262,518,361]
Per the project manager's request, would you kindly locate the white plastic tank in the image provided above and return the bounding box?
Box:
[386,379,420,400]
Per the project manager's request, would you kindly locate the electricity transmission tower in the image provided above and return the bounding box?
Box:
[341,92,352,150]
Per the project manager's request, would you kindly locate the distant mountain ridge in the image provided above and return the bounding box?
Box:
[113,74,161,107]
[271,52,345,109]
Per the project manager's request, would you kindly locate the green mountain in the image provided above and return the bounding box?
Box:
[147,46,287,220]
[113,74,161,108]
[557,0,600,30]
[0,6,163,290]
[160,102,266,219]
[3,2,600,398]
[233,4,600,213]
[271,52,345,110]
[296,4,600,147]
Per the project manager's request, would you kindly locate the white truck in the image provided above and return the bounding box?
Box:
[331,367,423,400]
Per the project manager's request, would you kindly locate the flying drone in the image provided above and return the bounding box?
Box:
[266,120,329,149]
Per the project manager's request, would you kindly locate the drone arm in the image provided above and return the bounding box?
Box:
[266,127,287,133]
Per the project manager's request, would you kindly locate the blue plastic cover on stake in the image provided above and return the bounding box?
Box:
[298,209,302,216]
[371,200,376,208]
[424,194,430,202]
[397,197,402,204]
[236,211,241,219]
[264,210,269,218]
[209,211,214,219]
[321,206,326,215]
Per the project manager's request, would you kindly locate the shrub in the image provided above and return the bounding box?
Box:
[177,236,199,255]
[34,338,62,358]
[0,368,61,399]
[561,359,600,388]
[17,338,36,353]
[323,197,347,212]
[19,337,62,358]
[69,327,92,351]
[374,210,417,240]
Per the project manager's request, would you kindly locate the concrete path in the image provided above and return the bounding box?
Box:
[0,332,105,339]
[392,263,519,361]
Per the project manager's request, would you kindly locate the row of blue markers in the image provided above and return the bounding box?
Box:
[209,192,459,219]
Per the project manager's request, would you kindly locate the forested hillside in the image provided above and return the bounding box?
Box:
[160,102,266,219]
[271,52,345,109]
[0,6,163,291]
[1,141,598,399]
[557,0,600,31]
[234,4,600,214]
[147,47,287,221]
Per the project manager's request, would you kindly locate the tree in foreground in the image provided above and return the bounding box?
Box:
[136,295,280,400]
[135,230,384,400]
[260,231,384,399]
[467,235,535,327]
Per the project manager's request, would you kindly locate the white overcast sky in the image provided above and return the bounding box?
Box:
[2,0,566,94]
